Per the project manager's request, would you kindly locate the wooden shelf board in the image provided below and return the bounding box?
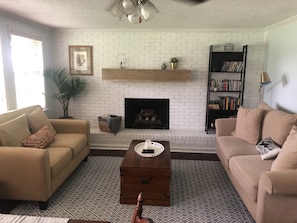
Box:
[102,68,191,82]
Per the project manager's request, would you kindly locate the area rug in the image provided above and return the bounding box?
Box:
[11,156,255,223]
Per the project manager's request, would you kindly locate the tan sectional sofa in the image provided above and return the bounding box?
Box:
[0,105,90,210]
[216,102,297,223]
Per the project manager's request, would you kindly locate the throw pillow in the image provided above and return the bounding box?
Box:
[0,114,31,146]
[258,101,273,111]
[22,125,55,149]
[261,109,297,146]
[26,108,56,134]
[256,137,281,160]
[271,125,297,171]
[233,107,264,145]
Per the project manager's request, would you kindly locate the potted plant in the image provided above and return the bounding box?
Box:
[44,66,89,118]
[170,57,178,70]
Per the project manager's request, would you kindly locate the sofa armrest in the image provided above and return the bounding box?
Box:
[260,170,297,195]
[0,147,51,201]
[256,170,297,223]
[215,118,237,137]
[50,119,90,135]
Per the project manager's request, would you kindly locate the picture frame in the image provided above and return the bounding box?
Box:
[69,45,93,75]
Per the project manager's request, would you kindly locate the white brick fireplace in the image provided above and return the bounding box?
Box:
[52,29,266,153]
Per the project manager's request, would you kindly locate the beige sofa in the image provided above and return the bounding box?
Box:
[0,105,90,210]
[216,102,297,223]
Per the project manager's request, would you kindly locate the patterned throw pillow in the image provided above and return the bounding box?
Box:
[256,137,281,160]
[22,125,55,149]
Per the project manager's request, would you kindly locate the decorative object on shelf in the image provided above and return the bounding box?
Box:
[224,43,235,52]
[116,53,127,69]
[161,63,167,70]
[170,57,178,70]
[44,66,89,118]
[259,72,271,102]
[106,0,159,24]
[68,46,93,75]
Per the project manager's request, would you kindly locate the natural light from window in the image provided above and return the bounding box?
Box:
[0,35,7,113]
[11,32,45,108]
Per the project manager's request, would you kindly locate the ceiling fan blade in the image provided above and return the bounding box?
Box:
[173,0,208,6]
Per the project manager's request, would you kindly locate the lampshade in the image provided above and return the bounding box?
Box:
[118,0,136,15]
[140,0,159,21]
[127,5,143,23]
[260,72,271,85]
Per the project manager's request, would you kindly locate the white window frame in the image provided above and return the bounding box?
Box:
[10,30,45,109]
[0,35,7,113]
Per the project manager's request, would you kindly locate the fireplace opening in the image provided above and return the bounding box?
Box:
[125,98,169,129]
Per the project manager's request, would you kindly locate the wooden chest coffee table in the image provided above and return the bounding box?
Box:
[120,140,171,206]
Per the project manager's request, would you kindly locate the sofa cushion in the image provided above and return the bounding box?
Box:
[22,125,55,149]
[233,107,264,145]
[216,136,260,170]
[271,125,297,171]
[229,155,273,202]
[0,114,31,146]
[262,109,297,146]
[47,147,72,179]
[0,105,41,124]
[48,133,87,158]
[26,108,56,134]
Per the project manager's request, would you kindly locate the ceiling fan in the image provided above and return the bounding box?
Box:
[106,0,208,24]
[106,0,159,24]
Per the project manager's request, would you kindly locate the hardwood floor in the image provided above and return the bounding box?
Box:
[0,149,218,214]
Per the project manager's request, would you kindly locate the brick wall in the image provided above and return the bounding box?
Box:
[52,30,265,133]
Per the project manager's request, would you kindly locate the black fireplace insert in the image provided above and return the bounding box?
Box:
[125,98,169,129]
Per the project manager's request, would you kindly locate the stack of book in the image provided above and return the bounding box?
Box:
[221,61,243,72]
[209,79,242,91]
[219,96,240,110]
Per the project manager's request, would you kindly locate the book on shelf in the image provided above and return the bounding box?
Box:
[209,79,242,91]
[221,61,243,72]
[219,96,240,110]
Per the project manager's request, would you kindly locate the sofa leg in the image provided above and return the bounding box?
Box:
[83,156,88,162]
[39,201,49,210]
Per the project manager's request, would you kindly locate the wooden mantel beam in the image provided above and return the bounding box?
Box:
[102,68,191,82]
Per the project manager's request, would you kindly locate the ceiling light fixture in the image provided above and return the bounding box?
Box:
[106,0,159,24]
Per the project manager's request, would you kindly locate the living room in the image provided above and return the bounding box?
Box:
[0,1,297,222]
[1,1,297,154]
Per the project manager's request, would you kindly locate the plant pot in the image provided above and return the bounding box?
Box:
[170,62,177,70]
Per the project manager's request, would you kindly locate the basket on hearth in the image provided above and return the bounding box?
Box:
[98,114,121,135]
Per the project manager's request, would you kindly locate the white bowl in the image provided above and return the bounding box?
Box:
[134,141,165,158]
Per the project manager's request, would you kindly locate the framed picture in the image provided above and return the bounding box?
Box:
[69,45,93,75]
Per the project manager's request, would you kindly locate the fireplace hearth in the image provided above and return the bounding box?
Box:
[125,98,169,129]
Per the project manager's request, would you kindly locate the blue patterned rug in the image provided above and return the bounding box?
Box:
[11,156,255,223]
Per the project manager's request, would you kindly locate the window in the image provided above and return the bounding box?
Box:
[10,31,45,108]
[0,35,7,113]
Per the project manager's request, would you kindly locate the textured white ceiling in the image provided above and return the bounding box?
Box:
[0,0,297,29]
